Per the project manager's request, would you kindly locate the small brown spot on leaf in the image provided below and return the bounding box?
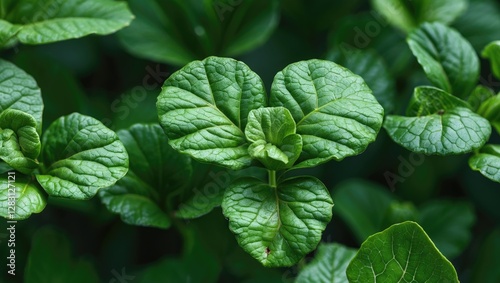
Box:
[265,247,271,255]
[437,109,445,115]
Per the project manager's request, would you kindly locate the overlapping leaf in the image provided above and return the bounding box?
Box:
[407,22,479,99]
[36,113,128,199]
[469,144,500,183]
[222,176,333,267]
[99,123,192,228]
[477,93,500,134]
[0,174,46,220]
[157,56,266,170]
[270,59,384,168]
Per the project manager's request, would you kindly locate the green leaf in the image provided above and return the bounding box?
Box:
[482,41,500,79]
[346,221,459,283]
[118,0,279,66]
[371,0,467,33]
[326,49,396,113]
[407,22,479,99]
[0,19,19,48]
[419,200,475,259]
[0,174,46,220]
[384,87,491,155]
[2,0,134,46]
[333,179,395,243]
[469,144,500,183]
[36,113,129,200]
[157,56,266,170]
[270,59,384,169]
[295,243,357,283]
[477,94,500,133]
[0,109,40,174]
[222,176,333,267]
[25,227,100,283]
[468,85,495,112]
[99,123,192,229]
[245,107,302,170]
[0,59,43,131]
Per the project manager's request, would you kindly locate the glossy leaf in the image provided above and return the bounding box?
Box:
[0,59,43,131]
[384,87,491,155]
[99,123,192,228]
[477,94,500,133]
[157,56,266,170]
[36,113,129,199]
[25,227,100,283]
[245,107,302,170]
[0,174,46,220]
[371,0,467,33]
[222,176,333,267]
[333,179,394,243]
[469,144,500,183]
[482,41,500,79]
[346,221,459,283]
[0,109,40,174]
[1,0,133,46]
[119,0,279,66]
[270,59,384,168]
[407,22,479,98]
[419,200,475,259]
[327,49,396,113]
[295,243,356,283]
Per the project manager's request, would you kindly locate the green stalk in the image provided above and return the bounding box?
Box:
[268,170,277,188]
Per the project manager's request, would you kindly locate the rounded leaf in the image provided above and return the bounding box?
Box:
[157,56,266,170]
[0,174,46,220]
[270,59,384,169]
[469,144,500,183]
[36,113,129,199]
[222,176,333,267]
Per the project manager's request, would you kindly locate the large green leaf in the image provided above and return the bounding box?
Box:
[295,243,357,283]
[0,109,40,174]
[270,59,384,169]
[24,227,100,283]
[384,87,491,155]
[469,144,500,183]
[482,41,500,80]
[407,22,479,99]
[222,176,333,267]
[477,93,500,133]
[333,179,394,243]
[36,113,129,200]
[326,49,396,113]
[1,0,133,47]
[157,56,266,170]
[118,0,279,66]
[245,107,302,170]
[346,221,459,283]
[99,123,192,229]
[371,0,467,33]
[0,59,43,131]
[0,174,46,220]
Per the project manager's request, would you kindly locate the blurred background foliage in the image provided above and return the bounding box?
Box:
[1,0,500,282]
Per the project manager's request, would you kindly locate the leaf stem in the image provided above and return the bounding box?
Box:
[268,170,277,188]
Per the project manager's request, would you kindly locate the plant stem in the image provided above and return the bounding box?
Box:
[268,170,277,188]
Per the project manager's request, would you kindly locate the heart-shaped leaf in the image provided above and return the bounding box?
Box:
[384,87,491,155]
[0,59,43,131]
[0,109,40,174]
[222,176,333,267]
[157,56,266,170]
[482,41,500,80]
[270,59,384,169]
[0,174,46,220]
[36,113,129,199]
[295,243,356,283]
[346,221,459,283]
[371,0,467,33]
[245,107,302,170]
[407,22,479,99]
[1,0,133,47]
[99,123,192,229]
[469,144,500,183]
